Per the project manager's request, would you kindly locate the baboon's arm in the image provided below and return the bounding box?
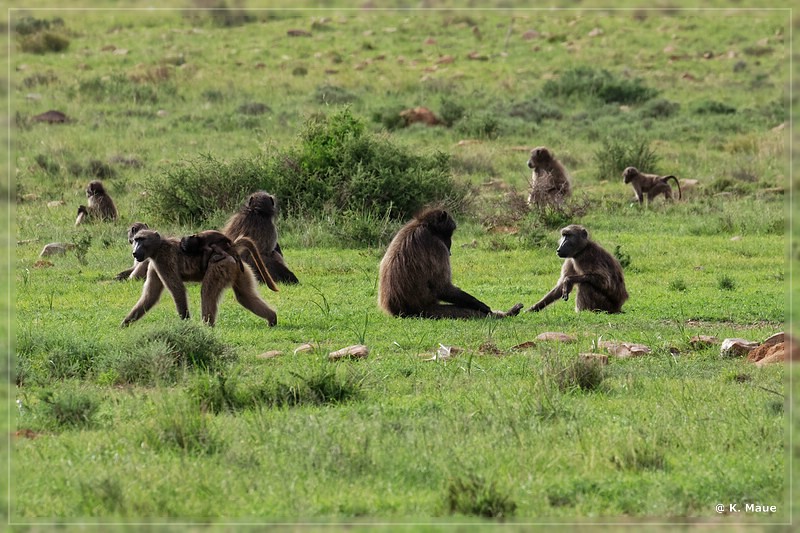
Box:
[438,284,492,314]
[528,284,565,312]
[562,273,612,298]
[121,269,165,326]
[159,266,190,320]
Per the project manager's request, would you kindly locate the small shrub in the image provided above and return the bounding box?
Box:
[73,233,91,266]
[545,355,604,392]
[142,398,223,455]
[717,275,736,291]
[329,208,401,248]
[439,98,466,127]
[611,442,667,471]
[237,102,270,115]
[371,105,407,131]
[525,197,590,231]
[314,84,358,105]
[38,388,99,429]
[613,244,631,270]
[446,473,516,518]
[668,278,688,292]
[455,111,501,139]
[103,339,178,386]
[542,67,657,104]
[14,15,64,36]
[593,138,660,181]
[639,98,680,119]
[692,100,736,115]
[506,98,563,122]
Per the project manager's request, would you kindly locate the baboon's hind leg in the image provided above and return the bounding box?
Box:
[232,267,278,326]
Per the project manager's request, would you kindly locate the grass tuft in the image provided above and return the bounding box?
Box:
[446,472,516,518]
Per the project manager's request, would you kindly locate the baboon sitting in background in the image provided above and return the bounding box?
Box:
[180,230,278,292]
[75,180,118,225]
[221,191,299,284]
[528,224,628,314]
[527,146,572,207]
[121,229,277,327]
[378,207,524,319]
[116,222,150,281]
[622,166,682,204]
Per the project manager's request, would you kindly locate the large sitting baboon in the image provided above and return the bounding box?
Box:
[75,180,118,225]
[221,191,299,284]
[527,146,572,207]
[378,208,524,319]
[121,229,277,327]
[622,166,682,204]
[180,230,278,292]
[115,222,150,281]
[527,224,628,314]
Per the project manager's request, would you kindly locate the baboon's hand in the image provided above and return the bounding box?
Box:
[527,302,545,312]
[507,303,524,316]
[561,281,573,301]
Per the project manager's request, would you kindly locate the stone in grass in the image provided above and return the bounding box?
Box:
[599,341,651,358]
[40,242,74,257]
[720,338,759,358]
[535,332,577,343]
[510,341,537,351]
[749,343,785,366]
[255,350,284,359]
[328,344,369,361]
[421,344,463,362]
[579,353,609,365]
[689,335,719,349]
[293,343,316,355]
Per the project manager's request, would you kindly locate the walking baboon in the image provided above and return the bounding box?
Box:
[378,208,524,319]
[121,229,277,327]
[527,224,628,314]
[115,222,150,281]
[527,146,572,207]
[221,191,299,284]
[180,230,278,292]
[622,166,682,204]
[75,180,118,225]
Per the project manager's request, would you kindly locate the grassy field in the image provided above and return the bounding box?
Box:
[7,2,794,528]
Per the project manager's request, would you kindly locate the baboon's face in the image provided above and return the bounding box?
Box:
[131,230,161,262]
[87,181,105,197]
[127,223,149,244]
[246,191,277,218]
[556,225,589,258]
[622,167,638,184]
[528,146,552,169]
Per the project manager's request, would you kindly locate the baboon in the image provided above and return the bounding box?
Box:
[180,230,279,292]
[622,166,682,204]
[121,229,277,327]
[221,191,299,284]
[378,208,524,319]
[527,224,628,314]
[527,146,572,207]
[115,222,150,281]
[75,180,118,225]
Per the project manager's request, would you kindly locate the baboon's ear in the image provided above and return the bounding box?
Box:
[580,227,588,239]
[438,210,448,223]
[268,195,275,206]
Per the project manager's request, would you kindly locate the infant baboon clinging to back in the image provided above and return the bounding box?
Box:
[527,146,572,207]
[221,191,299,284]
[75,180,118,225]
[527,224,628,314]
[378,207,523,319]
[622,166,682,204]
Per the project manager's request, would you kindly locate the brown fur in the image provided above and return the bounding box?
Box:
[527,146,572,207]
[528,224,628,314]
[121,229,277,327]
[622,166,682,204]
[221,191,299,284]
[180,230,278,292]
[115,222,150,281]
[378,207,523,319]
[75,180,118,225]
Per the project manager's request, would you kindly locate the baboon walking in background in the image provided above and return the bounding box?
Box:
[116,222,150,281]
[121,229,277,327]
[75,180,118,225]
[527,146,572,207]
[378,208,524,319]
[221,191,299,284]
[528,224,628,314]
[622,166,682,204]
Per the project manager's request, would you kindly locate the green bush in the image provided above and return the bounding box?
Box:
[37,388,100,430]
[455,111,502,139]
[593,138,660,181]
[439,98,466,126]
[542,67,657,104]
[18,31,70,54]
[692,100,737,115]
[639,98,680,119]
[506,98,563,122]
[446,472,517,518]
[145,108,466,223]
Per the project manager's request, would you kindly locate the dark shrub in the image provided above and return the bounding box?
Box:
[639,98,680,119]
[593,138,660,181]
[692,100,736,115]
[543,67,657,104]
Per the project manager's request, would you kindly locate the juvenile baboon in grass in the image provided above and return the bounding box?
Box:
[75,180,118,225]
[180,230,278,292]
[622,166,682,204]
[115,222,150,281]
[221,191,299,284]
[121,229,277,327]
[378,207,524,319]
[527,146,572,207]
[528,224,628,314]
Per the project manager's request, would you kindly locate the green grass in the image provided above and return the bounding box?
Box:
[8,2,792,526]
